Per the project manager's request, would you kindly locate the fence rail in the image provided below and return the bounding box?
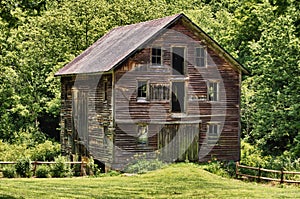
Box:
[0,161,87,176]
[236,162,300,184]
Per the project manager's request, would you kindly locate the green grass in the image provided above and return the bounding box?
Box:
[0,163,299,198]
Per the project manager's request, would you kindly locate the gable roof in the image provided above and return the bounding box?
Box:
[55,13,249,76]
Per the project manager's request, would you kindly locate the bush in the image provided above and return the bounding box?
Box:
[86,157,101,176]
[15,157,32,177]
[202,160,229,178]
[124,153,166,174]
[30,141,61,161]
[0,140,30,161]
[36,165,51,178]
[51,155,73,177]
[2,166,17,178]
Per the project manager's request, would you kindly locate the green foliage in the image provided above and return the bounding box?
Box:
[35,165,51,178]
[124,153,166,174]
[240,140,270,168]
[0,0,299,165]
[15,157,32,177]
[51,155,73,177]
[201,159,236,178]
[105,170,121,177]
[86,157,101,176]
[30,140,61,161]
[2,166,17,178]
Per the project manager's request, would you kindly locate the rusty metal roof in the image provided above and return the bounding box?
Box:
[55,13,249,76]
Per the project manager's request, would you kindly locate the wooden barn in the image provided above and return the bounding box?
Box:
[55,13,249,171]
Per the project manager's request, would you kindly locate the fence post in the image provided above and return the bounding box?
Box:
[258,166,261,183]
[33,161,38,176]
[235,162,239,179]
[280,168,284,184]
[80,160,87,176]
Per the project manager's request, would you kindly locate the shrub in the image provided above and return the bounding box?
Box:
[15,157,32,177]
[86,157,101,176]
[36,165,51,178]
[202,160,229,178]
[124,153,166,174]
[30,141,61,161]
[2,166,17,178]
[51,156,73,177]
[0,140,30,161]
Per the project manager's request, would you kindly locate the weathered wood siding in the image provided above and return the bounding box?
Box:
[112,19,241,168]
[60,74,113,167]
[60,18,241,170]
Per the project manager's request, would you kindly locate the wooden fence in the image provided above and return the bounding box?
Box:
[0,161,87,176]
[236,162,300,184]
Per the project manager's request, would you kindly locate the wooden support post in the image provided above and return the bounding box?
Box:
[235,162,239,179]
[280,168,284,184]
[258,166,261,183]
[80,160,86,176]
[33,161,38,176]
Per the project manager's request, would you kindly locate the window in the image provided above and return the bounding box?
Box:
[195,46,206,67]
[208,81,219,101]
[208,124,220,135]
[104,81,108,101]
[137,80,148,101]
[151,47,162,65]
[150,84,169,101]
[171,82,185,113]
[207,123,220,146]
[172,47,185,75]
[137,125,148,145]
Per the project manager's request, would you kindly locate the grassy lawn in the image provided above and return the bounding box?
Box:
[0,163,299,198]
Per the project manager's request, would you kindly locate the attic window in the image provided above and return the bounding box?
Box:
[172,47,185,75]
[195,46,206,67]
[151,47,162,65]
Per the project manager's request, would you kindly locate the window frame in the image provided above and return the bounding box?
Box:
[151,47,162,66]
[149,83,170,102]
[171,46,186,76]
[207,123,221,146]
[137,80,149,102]
[137,124,148,146]
[171,81,186,113]
[207,80,219,101]
[195,46,206,67]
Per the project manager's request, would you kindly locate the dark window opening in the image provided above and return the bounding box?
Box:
[196,47,205,67]
[208,81,219,101]
[172,47,185,75]
[151,47,162,65]
[137,81,148,100]
[171,82,185,113]
[104,81,108,101]
[150,84,169,101]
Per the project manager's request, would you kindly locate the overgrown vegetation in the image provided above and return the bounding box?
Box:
[0,0,299,173]
[124,153,166,174]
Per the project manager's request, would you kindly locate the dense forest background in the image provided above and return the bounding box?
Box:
[0,0,299,164]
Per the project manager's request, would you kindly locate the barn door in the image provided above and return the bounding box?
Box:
[158,124,199,162]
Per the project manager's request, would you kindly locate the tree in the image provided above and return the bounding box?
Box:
[242,6,300,156]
